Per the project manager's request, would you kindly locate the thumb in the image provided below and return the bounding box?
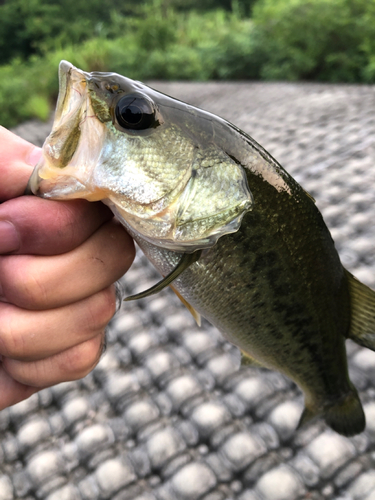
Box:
[0,127,42,202]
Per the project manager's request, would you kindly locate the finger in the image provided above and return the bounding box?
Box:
[0,218,135,310]
[2,331,105,388]
[0,366,39,411]
[0,196,113,255]
[0,127,42,201]
[0,286,117,361]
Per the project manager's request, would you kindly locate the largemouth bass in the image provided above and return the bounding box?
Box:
[27,61,375,437]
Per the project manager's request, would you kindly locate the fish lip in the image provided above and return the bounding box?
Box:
[55,60,88,124]
[26,60,95,198]
[26,165,88,199]
[40,61,89,172]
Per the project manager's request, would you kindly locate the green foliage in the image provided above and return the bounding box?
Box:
[0,7,260,127]
[252,0,375,82]
[0,0,141,65]
[168,0,256,16]
[0,0,255,66]
[1,0,375,127]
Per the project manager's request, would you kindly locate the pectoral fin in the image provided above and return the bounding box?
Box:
[124,250,202,301]
[345,269,375,350]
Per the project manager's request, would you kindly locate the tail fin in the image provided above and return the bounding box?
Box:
[298,387,365,437]
[345,269,375,350]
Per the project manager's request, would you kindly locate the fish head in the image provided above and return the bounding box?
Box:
[28,61,252,251]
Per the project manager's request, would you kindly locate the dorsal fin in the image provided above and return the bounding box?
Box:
[345,269,375,350]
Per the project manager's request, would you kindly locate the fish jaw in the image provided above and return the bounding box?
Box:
[27,61,109,201]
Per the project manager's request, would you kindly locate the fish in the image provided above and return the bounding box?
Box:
[26,60,375,437]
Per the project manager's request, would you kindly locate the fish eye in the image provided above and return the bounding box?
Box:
[115,94,157,130]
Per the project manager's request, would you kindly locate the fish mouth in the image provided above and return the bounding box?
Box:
[27,60,106,200]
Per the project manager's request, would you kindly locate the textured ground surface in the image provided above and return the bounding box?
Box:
[3,81,375,500]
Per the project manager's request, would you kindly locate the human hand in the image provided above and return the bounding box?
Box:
[0,127,135,409]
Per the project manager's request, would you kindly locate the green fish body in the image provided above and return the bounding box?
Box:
[27,61,375,436]
[132,160,361,436]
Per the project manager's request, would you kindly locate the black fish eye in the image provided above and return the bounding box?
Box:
[115,94,156,130]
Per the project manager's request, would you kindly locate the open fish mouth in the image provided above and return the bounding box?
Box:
[26,61,106,200]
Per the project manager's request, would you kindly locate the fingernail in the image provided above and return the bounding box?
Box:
[0,221,20,254]
[27,147,42,167]
[114,281,124,313]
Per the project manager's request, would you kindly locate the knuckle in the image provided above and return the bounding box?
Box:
[1,258,48,310]
[86,287,117,331]
[60,334,104,380]
[2,333,104,387]
[18,274,48,310]
[56,202,81,242]
[113,226,135,272]
[0,306,27,359]
[1,357,37,387]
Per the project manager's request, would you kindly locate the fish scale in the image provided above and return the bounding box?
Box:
[26,61,375,436]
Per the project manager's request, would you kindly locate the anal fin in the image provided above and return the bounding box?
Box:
[297,386,365,437]
[240,350,264,368]
[345,269,375,350]
[324,387,365,437]
[297,406,317,431]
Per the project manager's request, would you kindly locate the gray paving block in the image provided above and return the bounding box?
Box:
[182,331,218,357]
[146,426,186,470]
[169,462,217,499]
[290,454,320,487]
[348,470,375,500]
[238,491,261,500]
[267,401,303,441]
[206,353,239,385]
[105,371,141,401]
[145,350,180,380]
[17,417,51,452]
[128,332,158,358]
[46,484,82,500]
[26,449,65,487]
[190,401,231,438]
[8,394,40,425]
[255,464,305,500]
[95,458,136,498]
[123,398,160,431]
[0,475,13,500]
[306,432,357,479]
[75,424,115,458]
[219,431,267,471]
[78,475,101,500]
[61,396,91,426]
[166,374,203,409]
[234,376,275,410]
